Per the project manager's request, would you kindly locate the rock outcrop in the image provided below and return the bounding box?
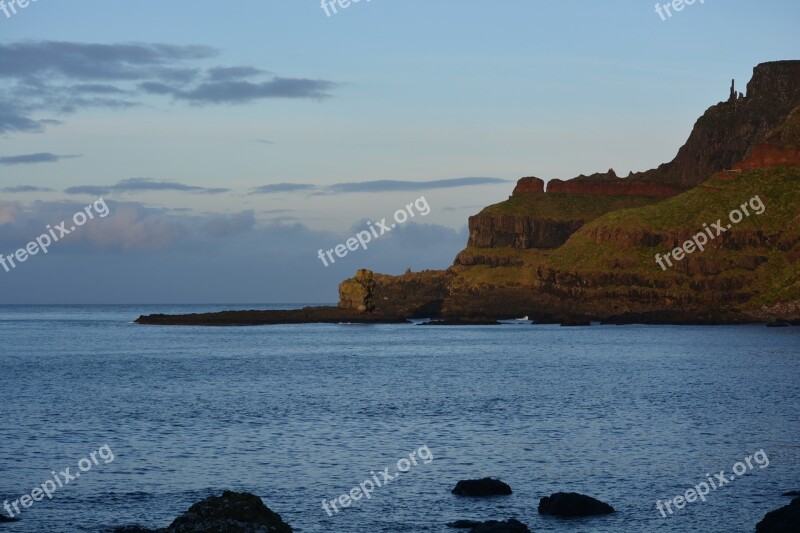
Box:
[451,478,513,497]
[466,214,585,249]
[538,492,615,517]
[756,497,800,532]
[135,61,800,327]
[113,491,293,533]
[511,176,545,194]
[447,518,531,532]
[334,61,800,325]
[546,169,683,197]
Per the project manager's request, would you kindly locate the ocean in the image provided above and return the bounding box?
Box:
[1,305,798,532]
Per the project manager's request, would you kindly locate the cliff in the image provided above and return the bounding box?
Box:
[338,61,800,324]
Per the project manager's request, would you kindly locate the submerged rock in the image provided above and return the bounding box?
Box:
[756,497,800,532]
[447,518,530,532]
[452,478,513,496]
[0,515,20,523]
[113,491,292,532]
[538,492,614,516]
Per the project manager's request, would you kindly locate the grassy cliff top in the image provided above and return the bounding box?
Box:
[580,167,799,234]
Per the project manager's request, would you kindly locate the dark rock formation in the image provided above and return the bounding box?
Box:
[136,306,409,326]
[756,497,800,532]
[0,515,19,523]
[537,492,615,516]
[448,518,531,532]
[512,176,545,194]
[338,268,376,312]
[466,214,585,249]
[452,478,513,497]
[339,269,450,318]
[547,169,682,198]
[113,491,293,533]
[782,491,800,497]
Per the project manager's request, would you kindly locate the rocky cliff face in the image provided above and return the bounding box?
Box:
[338,61,800,324]
[546,169,682,197]
[512,176,545,194]
[632,60,800,188]
[466,214,585,249]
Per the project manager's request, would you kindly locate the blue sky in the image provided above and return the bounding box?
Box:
[0,0,798,303]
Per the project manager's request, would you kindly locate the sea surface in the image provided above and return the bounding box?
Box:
[0,305,798,532]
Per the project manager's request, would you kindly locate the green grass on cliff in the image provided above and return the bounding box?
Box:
[477,192,656,221]
[578,167,799,235]
[454,166,800,307]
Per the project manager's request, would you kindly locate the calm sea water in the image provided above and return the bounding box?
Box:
[0,305,798,532]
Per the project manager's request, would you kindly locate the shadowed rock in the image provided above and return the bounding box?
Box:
[447,518,530,532]
[538,492,614,516]
[756,497,800,532]
[452,478,512,497]
[113,491,292,532]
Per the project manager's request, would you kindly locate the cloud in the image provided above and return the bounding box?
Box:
[0,41,339,135]
[0,200,188,252]
[250,183,315,194]
[142,77,337,104]
[63,185,112,196]
[207,66,270,81]
[0,153,81,166]
[249,177,509,196]
[0,198,470,304]
[1,185,54,193]
[200,210,256,238]
[65,178,229,196]
[0,41,215,81]
[326,177,510,194]
[0,103,50,134]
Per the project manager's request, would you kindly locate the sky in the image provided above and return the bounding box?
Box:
[0,0,798,303]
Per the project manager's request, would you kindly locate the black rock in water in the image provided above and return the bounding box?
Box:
[113,491,293,532]
[756,497,800,532]
[452,478,513,497]
[538,492,615,516]
[447,518,531,532]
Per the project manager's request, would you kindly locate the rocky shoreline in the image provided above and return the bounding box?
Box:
[102,485,798,532]
[134,306,800,327]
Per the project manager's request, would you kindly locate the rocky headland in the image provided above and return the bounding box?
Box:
[136,60,800,327]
